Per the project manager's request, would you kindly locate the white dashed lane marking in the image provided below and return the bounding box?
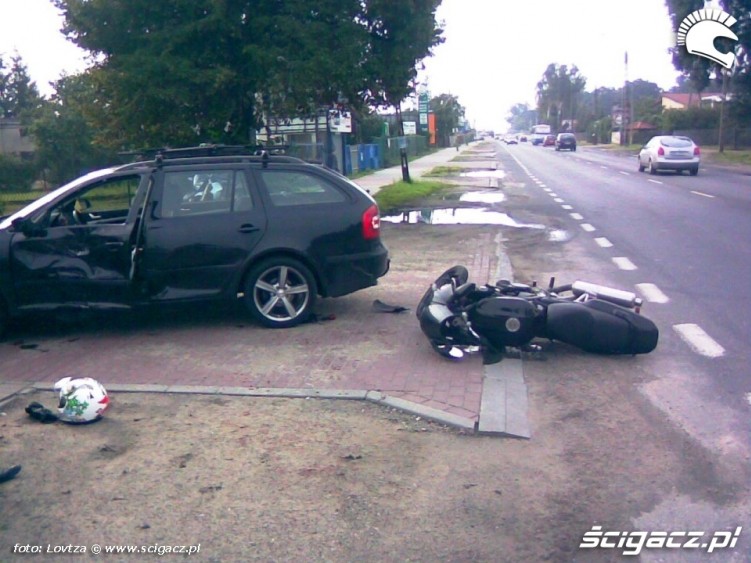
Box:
[612,257,637,270]
[691,190,715,198]
[595,237,613,248]
[647,179,662,184]
[636,283,669,303]
[580,223,596,232]
[673,324,725,358]
[570,213,583,220]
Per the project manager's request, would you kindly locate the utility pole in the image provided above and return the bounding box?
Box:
[719,68,729,153]
[622,51,629,146]
[396,105,411,183]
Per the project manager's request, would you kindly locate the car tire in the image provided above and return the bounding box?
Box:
[572,147,576,151]
[690,167,699,176]
[243,257,318,328]
[647,159,657,175]
[638,159,645,172]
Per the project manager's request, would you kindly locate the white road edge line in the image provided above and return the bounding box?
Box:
[636,283,669,303]
[673,324,725,358]
[612,256,637,270]
[595,237,613,248]
[580,223,596,232]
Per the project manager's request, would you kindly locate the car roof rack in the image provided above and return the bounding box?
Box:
[119,143,293,163]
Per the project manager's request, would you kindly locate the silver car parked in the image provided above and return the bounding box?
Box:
[638,135,700,176]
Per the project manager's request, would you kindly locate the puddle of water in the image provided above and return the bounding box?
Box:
[382,207,545,228]
[460,170,507,180]
[459,191,506,204]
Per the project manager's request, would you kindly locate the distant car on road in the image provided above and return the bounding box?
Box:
[542,134,556,147]
[504,136,518,145]
[555,133,577,151]
[637,135,700,175]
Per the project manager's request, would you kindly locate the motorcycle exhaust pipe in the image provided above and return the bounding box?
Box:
[571,281,643,309]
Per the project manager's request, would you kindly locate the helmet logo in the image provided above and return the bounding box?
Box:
[677,9,738,69]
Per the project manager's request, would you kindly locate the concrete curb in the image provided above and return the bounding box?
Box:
[1,382,478,433]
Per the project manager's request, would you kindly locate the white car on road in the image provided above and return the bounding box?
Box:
[638,135,701,176]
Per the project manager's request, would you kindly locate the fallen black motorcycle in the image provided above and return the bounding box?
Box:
[417,265,658,363]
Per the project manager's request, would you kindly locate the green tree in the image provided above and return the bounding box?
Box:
[0,53,44,120]
[536,63,586,132]
[430,93,464,147]
[661,106,720,131]
[0,154,36,193]
[628,79,663,124]
[53,0,443,150]
[30,74,114,185]
[361,0,444,111]
[505,103,535,133]
[353,111,386,144]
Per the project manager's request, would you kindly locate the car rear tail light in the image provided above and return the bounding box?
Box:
[362,204,381,240]
[657,146,665,156]
[694,146,701,156]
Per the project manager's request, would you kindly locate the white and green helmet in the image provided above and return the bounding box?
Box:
[54,377,110,423]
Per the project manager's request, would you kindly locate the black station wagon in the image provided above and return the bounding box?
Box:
[0,146,389,333]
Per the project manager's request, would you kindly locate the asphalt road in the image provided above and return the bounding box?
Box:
[496,140,751,463]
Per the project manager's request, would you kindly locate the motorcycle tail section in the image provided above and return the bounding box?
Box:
[545,299,659,354]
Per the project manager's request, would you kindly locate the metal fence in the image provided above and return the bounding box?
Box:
[673,128,751,149]
[376,135,429,168]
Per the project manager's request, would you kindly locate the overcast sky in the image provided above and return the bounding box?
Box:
[2,0,683,133]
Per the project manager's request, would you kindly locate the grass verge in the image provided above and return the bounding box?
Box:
[423,165,465,177]
[702,148,751,166]
[374,179,452,212]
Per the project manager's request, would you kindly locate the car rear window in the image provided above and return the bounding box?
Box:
[159,170,251,217]
[259,170,347,206]
[661,137,693,148]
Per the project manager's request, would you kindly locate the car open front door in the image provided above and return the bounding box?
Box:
[9,174,147,310]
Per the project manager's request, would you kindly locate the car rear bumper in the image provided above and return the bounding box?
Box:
[322,245,390,297]
[654,158,700,170]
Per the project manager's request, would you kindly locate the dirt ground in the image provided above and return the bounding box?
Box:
[1,375,747,562]
[1,157,749,562]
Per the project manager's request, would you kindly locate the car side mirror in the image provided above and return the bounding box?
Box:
[12,217,47,238]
